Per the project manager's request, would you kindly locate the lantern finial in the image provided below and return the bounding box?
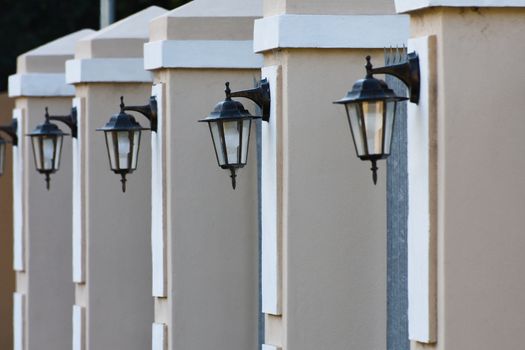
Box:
[225,82,232,100]
[371,160,378,185]
[120,96,125,111]
[45,107,50,122]
[45,173,50,191]
[365,56,373,78]
[230,168,237,190]
[121,173,127,192]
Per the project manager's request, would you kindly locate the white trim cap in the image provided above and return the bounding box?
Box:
[66,58,152,84]
[254,14,409,53]
[395,0,525,13]
[8,73,74,97]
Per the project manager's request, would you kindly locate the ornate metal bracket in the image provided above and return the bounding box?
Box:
[230,78,271,122]
[367,51,420,104]
[47,107,78,138]
[0,118,18,146]
[121,96,158,132]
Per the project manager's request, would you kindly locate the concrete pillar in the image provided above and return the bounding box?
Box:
[392,1,525,350]
[0,92,15,350]
[65,6,166,350]
[7,29,94,350]
[145,1,262,349]
[254,1,408,349]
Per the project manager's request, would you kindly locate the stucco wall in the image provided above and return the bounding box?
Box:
[153,68,260,350]
[262,48,387,350]
[14,96,74,350]
[410,7,525,350]
[74,83,153,350]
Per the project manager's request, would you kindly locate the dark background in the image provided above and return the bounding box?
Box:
[0,0,192,91]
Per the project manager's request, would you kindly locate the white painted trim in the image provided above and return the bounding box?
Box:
[8,73,74,97]
[262,345,281,350]
[395,0,525,13]
[144,40,263,70]
[254,14,409,53]
[72,305,85,350]
[261,65,282,316]
[72,98,85,283]
[407,35,437,343]
[13,109,24,271]
[13,293,25,350]
[66,58,152,84]
[151,84,167,297]
[152,323,167,350]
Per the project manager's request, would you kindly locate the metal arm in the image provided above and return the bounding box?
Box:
[47,107,78,138]
[0,118,18,146]
[367,52,420,104]
[121,96,158,132]
[230,78,271,122]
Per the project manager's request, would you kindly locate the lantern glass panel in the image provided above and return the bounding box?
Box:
[130,130,141,170]
[31,135,62,172]
[209,122,226,166]
[363,101,385,156]
[117,131,131,169]
[223,120,241,165]
[240,119,251,164]
[0,142,5,176]
[104,130,141,172]
[345,103,365,157]
[104,131,117,170]
[383,101,397,155]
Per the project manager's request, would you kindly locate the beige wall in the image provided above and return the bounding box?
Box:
[410,7,525,350]
[14,96,74,350]
[262,48,387,350]
[263,0,395,16]
[0,92,14,350]
[154,68,260,350]
[74,83,153,350]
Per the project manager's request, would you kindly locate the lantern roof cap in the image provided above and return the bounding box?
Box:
[97,110,149,132]
[335,55,408,104]
[27,120,68,137]
[199,82,261,122]
[27,108,68,137]
[334,75,408,104]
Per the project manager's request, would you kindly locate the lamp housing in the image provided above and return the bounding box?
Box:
[97,97,149,192]
[334,56,409,184]
[199,81,270,189]
[27,111,68,190]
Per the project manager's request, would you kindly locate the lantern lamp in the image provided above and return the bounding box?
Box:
[97,96,157,193]
[0,118,18,177]
[27,107,77,190]
[199,79,270,189]
[334,53,420,184]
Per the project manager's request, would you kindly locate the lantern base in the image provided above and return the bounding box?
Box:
[230,168,237,190]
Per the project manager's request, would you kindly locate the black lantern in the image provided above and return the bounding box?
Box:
[97,96,157,192]
[0,119,18,177]
[199,79,270,189]
[334,53,420,184]
[27,107,77,190]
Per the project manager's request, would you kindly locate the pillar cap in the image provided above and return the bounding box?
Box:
[395,0,525,13]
